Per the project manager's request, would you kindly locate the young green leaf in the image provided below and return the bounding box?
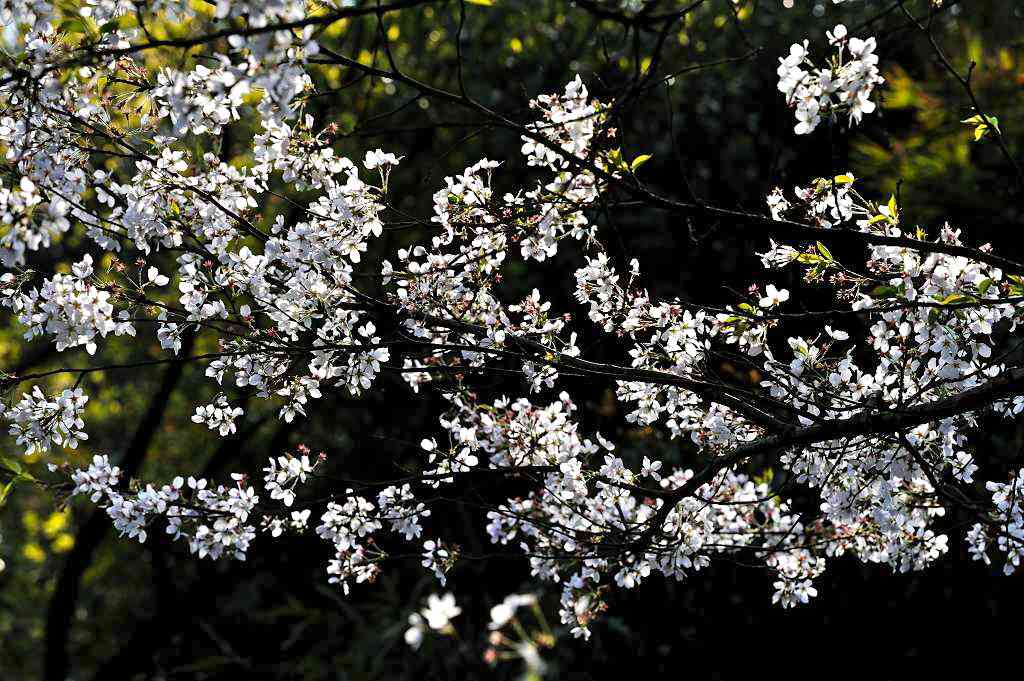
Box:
[630,154,653,172]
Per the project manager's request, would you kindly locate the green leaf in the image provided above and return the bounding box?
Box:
[978,278,995,296]
[116,13,139,29]
[630,154,653,172]
[963,113,1000,142]
[870,285,899,298]
[0,480,14,507]
[58,18,88,35]
[753,468,775,486]
[606,148,628,173]
[0,455,22,476]
[1009,275,1024,296]
[816,241,833,261]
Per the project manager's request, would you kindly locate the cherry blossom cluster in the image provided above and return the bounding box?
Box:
[424,391,815,635]
[757,174,1023,571]
[777,24,884,134]
[312,483,435,594]
[968,471,1024,574]
[1,386,89,455]
[384,77,610,396]
[262,448,323,507]
[403,590,552,675]
[152,58,251,138]
[404,592,461,649]
[68,455,259,558]
[1,255,134,355]
[0,175,74,267]
[485,593,551,673]
[192,396,245,437]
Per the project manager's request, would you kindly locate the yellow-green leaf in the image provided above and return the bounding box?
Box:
[963,114,1000,142]
[0,480,13,506]
[606,148,629,172]
[0,455,21,476]
[58,18,88,35]
[870,285,899,297]
[630,154,653,172]
[753,468,775,486]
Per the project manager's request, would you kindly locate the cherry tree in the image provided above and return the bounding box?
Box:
[1,0,1022,672]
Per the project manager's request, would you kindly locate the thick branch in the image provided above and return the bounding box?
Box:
[633,365,1024,549]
